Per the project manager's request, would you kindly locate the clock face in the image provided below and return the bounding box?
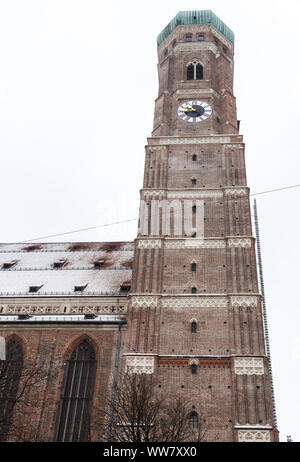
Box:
[177,100,212,123]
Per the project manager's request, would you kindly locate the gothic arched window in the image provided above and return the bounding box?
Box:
[187,60,203,80]
[56,340,97,442]
[0,339,23,441]
[191,321,197,333]
[189,412,199,428]
[191,262,197,272]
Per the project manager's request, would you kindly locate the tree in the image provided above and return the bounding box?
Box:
[0,339,49,442]
[95,372,206,442]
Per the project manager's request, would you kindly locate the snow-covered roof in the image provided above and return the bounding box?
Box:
[0,242,134,296]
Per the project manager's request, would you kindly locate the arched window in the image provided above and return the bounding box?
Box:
[0,339,23,441]
[191,286,197,294]
[189,412,199,428]
[187,59,203,80]
[191,321,197,333]
[192,154,197,161]
[56,340,97,442]
[191,262,197,272]
[191,364,197,374]
[192,205,197,214]
[192,178,197,185]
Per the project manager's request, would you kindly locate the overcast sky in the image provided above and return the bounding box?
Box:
[0,0,299,441]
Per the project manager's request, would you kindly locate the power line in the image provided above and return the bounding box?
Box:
[15,183,300,243]
[17,219,137,244]
[250,183,300,196]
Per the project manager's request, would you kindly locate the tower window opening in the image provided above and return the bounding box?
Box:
[191,287,197,294]
[192,178,197,185]
[192,154,197,161]
[191,321,197,333]
[172,39,176,48]
[185,35,192,42]
[191,364,197,374]
[187,60,203,80]
[198,34,204,41]
[164,48,168,57]
[192,205,196,214]
[189,412,198,428]
[191,262,197,272]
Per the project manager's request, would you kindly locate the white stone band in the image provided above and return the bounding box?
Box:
[126,355,154,374]
[234,357,264,375]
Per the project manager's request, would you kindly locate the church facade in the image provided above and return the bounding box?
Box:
[0,11,278,442]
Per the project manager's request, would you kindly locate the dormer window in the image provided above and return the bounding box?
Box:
[74,284,88,292]
[198,34,204,41]
[185,35,192,42]
[26,245,38,252]
[120,282,131,293]
[94,260,105,268]
[53,259,67,268]
[71,245,81,251]
[29,285,43,293]
[2,261,17,269]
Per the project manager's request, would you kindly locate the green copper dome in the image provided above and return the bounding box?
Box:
[157,10,234,46]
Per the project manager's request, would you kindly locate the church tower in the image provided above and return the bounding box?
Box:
[125,11,278,442]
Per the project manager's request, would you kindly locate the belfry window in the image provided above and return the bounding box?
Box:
[187,60,203,80]
[189,412,199,428]
[56,340,97,442]
[191,262,197,272]
[0,340,23,441]
[192,154,197,161]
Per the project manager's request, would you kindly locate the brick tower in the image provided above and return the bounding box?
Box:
[124,11,278,442]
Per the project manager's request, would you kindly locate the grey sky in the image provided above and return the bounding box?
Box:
[0,0,299,441]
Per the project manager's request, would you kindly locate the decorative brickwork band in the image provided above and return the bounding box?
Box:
[167,190,223,199]
[231,296,258,307]
[137,240,162,249]
[237,430,271,442]
[131,296,158,308]
[126,355,154,374]
[161,296,228,308]
[228,238,252,248]
[150,136,233,145]
[234,357,264,375]
[165,239,226,249]
[142,190,165,198]
[224,188,248,196]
